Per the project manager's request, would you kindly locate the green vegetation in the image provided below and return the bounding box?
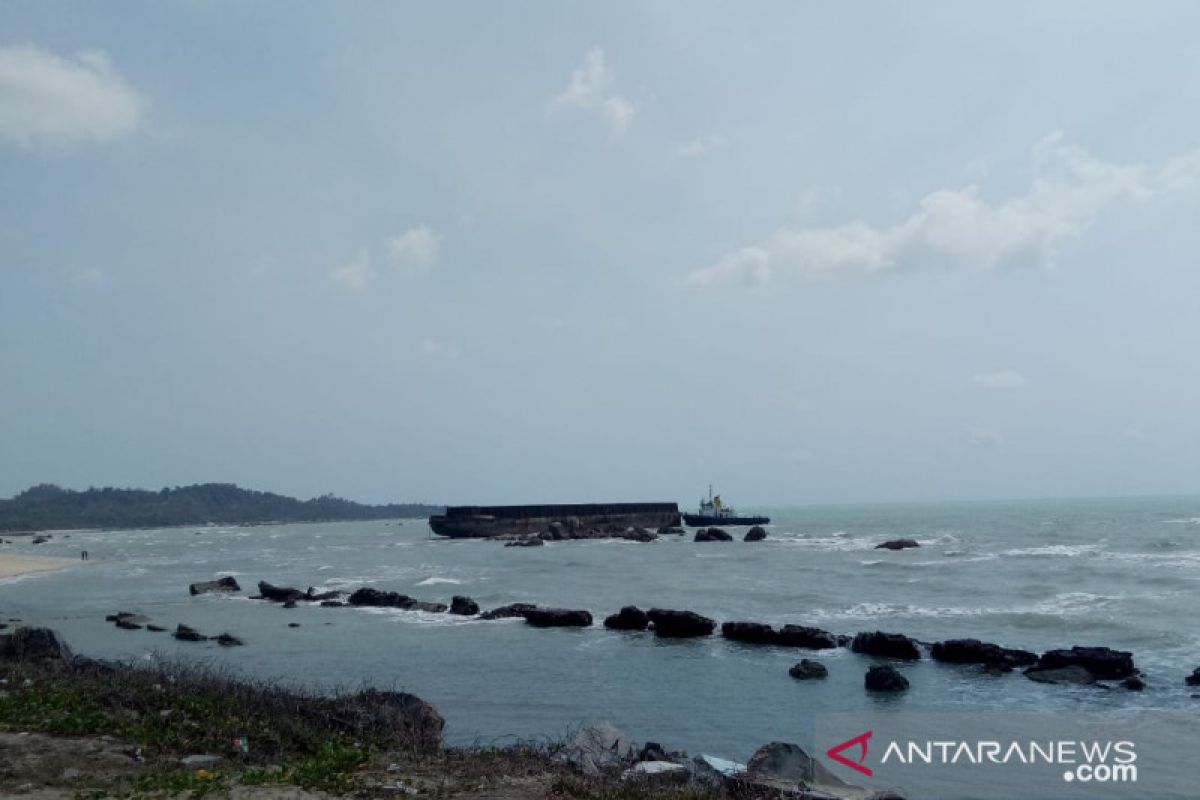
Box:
[0,482,441,532]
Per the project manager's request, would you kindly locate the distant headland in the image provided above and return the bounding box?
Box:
[0,483,442,533]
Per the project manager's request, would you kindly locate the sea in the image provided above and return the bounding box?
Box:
[3,496,1199,798]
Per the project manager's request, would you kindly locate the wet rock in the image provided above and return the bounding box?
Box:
[658,526,685,535]
[1122,676,1145,691]
[0,627,73,662]
[146,625,167,633]
[320,600,345,608]
[479,603,538,621]
[647,608,716,638]
[1035,646,1136,680]
[288,623,300,628]
[448,596,480,616]
[115,619,143,630]
[188,576,241,596]
[31,536,49,545]
[257,581,307,603]
[215,633,244,647]
[524,608,593,628]
[105,612,149,625]
[694,527,732,542]
[622,528,658,543]
[505,537,545,547]
[777,624,840,649]
[282,600,298,609]
[875,539,920,550]
[865,665,909,692]
[931,638,1037,668]
[556,721,634,776]
[1186,667,1200,686]
[347,588,448,613]
[851,631,922,660]
[721,621,778,645]
[604,606,649,631]
[172,625,207,642]
[743,526,768,542]
[1024,665,1096,685]
[788,659,828,680]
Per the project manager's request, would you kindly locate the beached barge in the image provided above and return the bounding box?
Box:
[428,502,681,538]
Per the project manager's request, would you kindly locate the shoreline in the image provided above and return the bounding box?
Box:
[0,554,79,579]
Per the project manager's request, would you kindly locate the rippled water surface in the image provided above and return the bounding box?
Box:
[3,496,1199,777]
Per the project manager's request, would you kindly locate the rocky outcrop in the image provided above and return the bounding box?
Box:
[479,603,537,621]
[347,588,448,613]
[115,618,143,630]
[1034,646,1135,680]
[505,537,545,547]
[743,526,767,542]
[851,631,922,660]
[931,638,1037,668]
[1186,667,1200,686]
[745,741,858,794]
[0,627,73,662]
[1122,676,1145,691]
[622,528,658,543]
[875,539,920,550]
[448,596,480,616]
[189,576,241,596]
[865,664,909,692]
[173,624,207,642]
[694,527,732,542]
[721,621,778,645]
[257,581,307,603]
[1025,665,1095,685]
[215,633,244,646]
[788,660,828,680]
[604,606,649,631]
[658,526,685,535]
[647,608,716,638]
[524,608,593,628]
[776,625,840,649]
[556,721,635,776]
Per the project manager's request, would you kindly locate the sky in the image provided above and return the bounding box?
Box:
[2,2,1200,506]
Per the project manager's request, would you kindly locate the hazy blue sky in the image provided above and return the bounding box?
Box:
[3,2,1200,505]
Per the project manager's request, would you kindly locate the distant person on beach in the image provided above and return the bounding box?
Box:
[80,550,88,561]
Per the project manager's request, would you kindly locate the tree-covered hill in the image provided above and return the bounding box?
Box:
[0,483,441,532]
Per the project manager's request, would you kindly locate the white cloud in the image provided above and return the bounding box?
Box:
[963,427,1004,448]
[386,224,439,276]
[687,247,770,288]
[0,44,144,148]
[690,136,1200,286]
[970,369,1028,389]
[675,134,724,159]
[330,251,374,290]
[553,48,635,137]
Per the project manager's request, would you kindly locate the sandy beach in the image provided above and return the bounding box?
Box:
[0,554,78,579]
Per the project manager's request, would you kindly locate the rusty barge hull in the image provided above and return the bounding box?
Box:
[428,502,681,538]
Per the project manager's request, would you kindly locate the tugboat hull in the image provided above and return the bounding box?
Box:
[682,513,770,527]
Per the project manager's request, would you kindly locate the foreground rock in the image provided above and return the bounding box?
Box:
[1034,646,1136,680]
[745,741,862,795]
[0,627,73,662]
[524,608,593,628]
[189,576,241,596]
[743,526,768,542]
[931,638,1037,669]
[479,603,537,620]
[788,659,828,680]
[865,664,909,692]
[347,588,448,613]
[694,527,733,542]
[604,606,649,631]
[647,608,716,638]
[851,631,922,660]
[875,538,920,550]
[339,689,445,751]
[448,596,479,616]
[556,721,635,776]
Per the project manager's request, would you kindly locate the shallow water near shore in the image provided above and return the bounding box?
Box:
[3,496,1200,796]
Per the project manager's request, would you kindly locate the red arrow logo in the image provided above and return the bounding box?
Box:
[826,730,873,777]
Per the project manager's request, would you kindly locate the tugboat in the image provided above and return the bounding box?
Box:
[682,486,769,527]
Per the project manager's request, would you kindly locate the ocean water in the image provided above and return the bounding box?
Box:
[3,496,1199,797]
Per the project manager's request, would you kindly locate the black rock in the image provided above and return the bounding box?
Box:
[1186,667,1200,687]
[865,664,909,692]
[931,638,1037,668]
[721,621,778,645]
[173,624,206,642]
[1123,676,1145,691]
[875,539,920,550]
[694,527,733,542]
[622,528,658,543]
[604,606,649,631]
[115,619,143,630]
[743,526,768,542]
[789,659,828,680]
[146,624,167,633]
[215,633,244,646]
[0,627,73,662]
[647,608,716,638]
[851,631,922,660]
[449,596,480,616]
[479,603,538,621]
[1025,665,1096,685]
[282,600,298,609]
[189,576,241,596]
[505,537,545,547]
[639,742,669,762]
[257,581,307,603]
[320,600,345,607]
[524,608,593,628]
[1036,646,1135,680]
[288,623,300,628]
[657,526,685,535]
[347,588,448,613]
[776,625,840,650]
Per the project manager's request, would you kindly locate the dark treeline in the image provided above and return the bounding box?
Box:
[0,483,442,532]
